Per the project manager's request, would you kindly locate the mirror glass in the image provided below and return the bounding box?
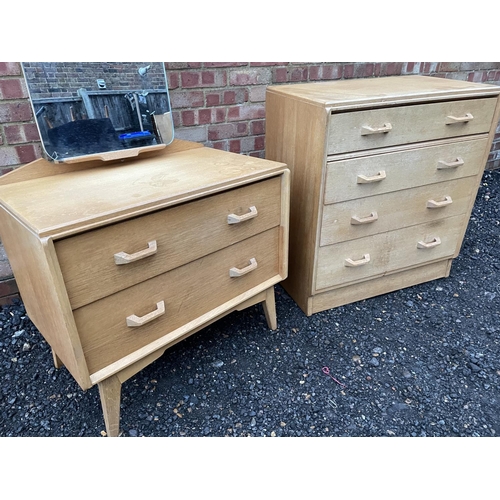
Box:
[22,62,174,163]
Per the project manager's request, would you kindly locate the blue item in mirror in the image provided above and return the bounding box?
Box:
[119,130,156,148]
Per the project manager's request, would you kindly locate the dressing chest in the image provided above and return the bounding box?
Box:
[265,75,500,315]
[0,139,290,436]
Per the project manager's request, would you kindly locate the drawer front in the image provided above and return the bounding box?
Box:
[56,176,282,309]
[324,137,488,204]
[315,215,465,291]
[75,228,280,375]
[321,176,476,246]
[327,98,496,155]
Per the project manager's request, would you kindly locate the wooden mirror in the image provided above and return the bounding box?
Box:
[22,62,174,164]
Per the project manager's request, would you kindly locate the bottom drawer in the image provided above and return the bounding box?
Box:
[315,215,466,291]
[76,227,280,374]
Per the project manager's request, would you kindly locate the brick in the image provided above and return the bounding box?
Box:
[180,70,226,89]
[353,63,374,78]
[0,146,20,166]
[274,67,288,83]
[181,110,196,126]
[384,62,404,76]
[229,139,241,153]
[172,110,181,127]
[227,103,265,121]
[198,108,212,125]
[223,89,248,105]
[343,64,354,79]
[249,85,267,102]
[0,62,21,76]
[254,135,265,151]
[309,66,321,80]
[460,62,479,71]
[206,92,221,106]
[202,70,226,86]
[251,119,265,135]
[229,68,272,86]
[208,123,247,141]
[289,66,308,82]
[0,101,33,122]
[16,144,40,163]
[211,140,227,150]
[4,123,40,144]
[173,125,208,143]
[438,62,461,72]
[169,90,204,108]
[240,135,265,153]
[320,64,343,80]
[181,71,201,87]
[227,106,239,121]
[486,70,500,82]
[422,62,439,73]
[215,107,226,122]
[167,72,179,90]
[0,78,28,100]
[236,122,247,134]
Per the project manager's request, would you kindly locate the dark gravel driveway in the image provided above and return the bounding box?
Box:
[1,169,499,438]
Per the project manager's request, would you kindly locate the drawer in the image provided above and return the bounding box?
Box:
[324,137,488,204]
[74,227,281,374]
[315,215,465,291]
[320,176,476,246]
[327,98,496,155]
[56,176,282,309]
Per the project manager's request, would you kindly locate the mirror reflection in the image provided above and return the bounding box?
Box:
[22,62,174,163]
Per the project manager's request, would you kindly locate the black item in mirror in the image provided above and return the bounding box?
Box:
[22,62,174,163]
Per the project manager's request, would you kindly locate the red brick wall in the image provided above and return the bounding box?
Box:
[1,61,500,176]
[0,62,43,174]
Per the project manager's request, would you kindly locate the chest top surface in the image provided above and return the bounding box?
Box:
[0,143,287,238]
[267,75,500,109]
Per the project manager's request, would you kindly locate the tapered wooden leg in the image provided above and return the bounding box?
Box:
[51,349,63,369]
[98,375,122,437]
[262,286,277,330]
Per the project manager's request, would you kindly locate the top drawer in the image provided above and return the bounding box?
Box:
[327,98,497,155]
[56,176,282,309]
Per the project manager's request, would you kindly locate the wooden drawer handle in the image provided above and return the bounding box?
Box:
[427,196,452,208]
[446,113,473,124]
[437,157,464,170]
[357,170,386,184]
[344,254,370,267]
[417,237,441,249]
[227,206,258,224]
[229,257,258,277]
[351,211,378,225]
[360,123,392,135]
[114,240,157,265]
[126,301,165,327]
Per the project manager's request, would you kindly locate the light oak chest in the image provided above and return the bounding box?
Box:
[0,140,290,435]
[265,75,500,316]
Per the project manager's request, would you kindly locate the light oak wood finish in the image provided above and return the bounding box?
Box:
[0,139,290,436]
[265,75,500,315]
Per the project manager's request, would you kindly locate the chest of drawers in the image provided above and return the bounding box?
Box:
[265,75,500,316]
[0,139,289,436]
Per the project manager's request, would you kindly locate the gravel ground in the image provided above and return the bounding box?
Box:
[1,169,500,439]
